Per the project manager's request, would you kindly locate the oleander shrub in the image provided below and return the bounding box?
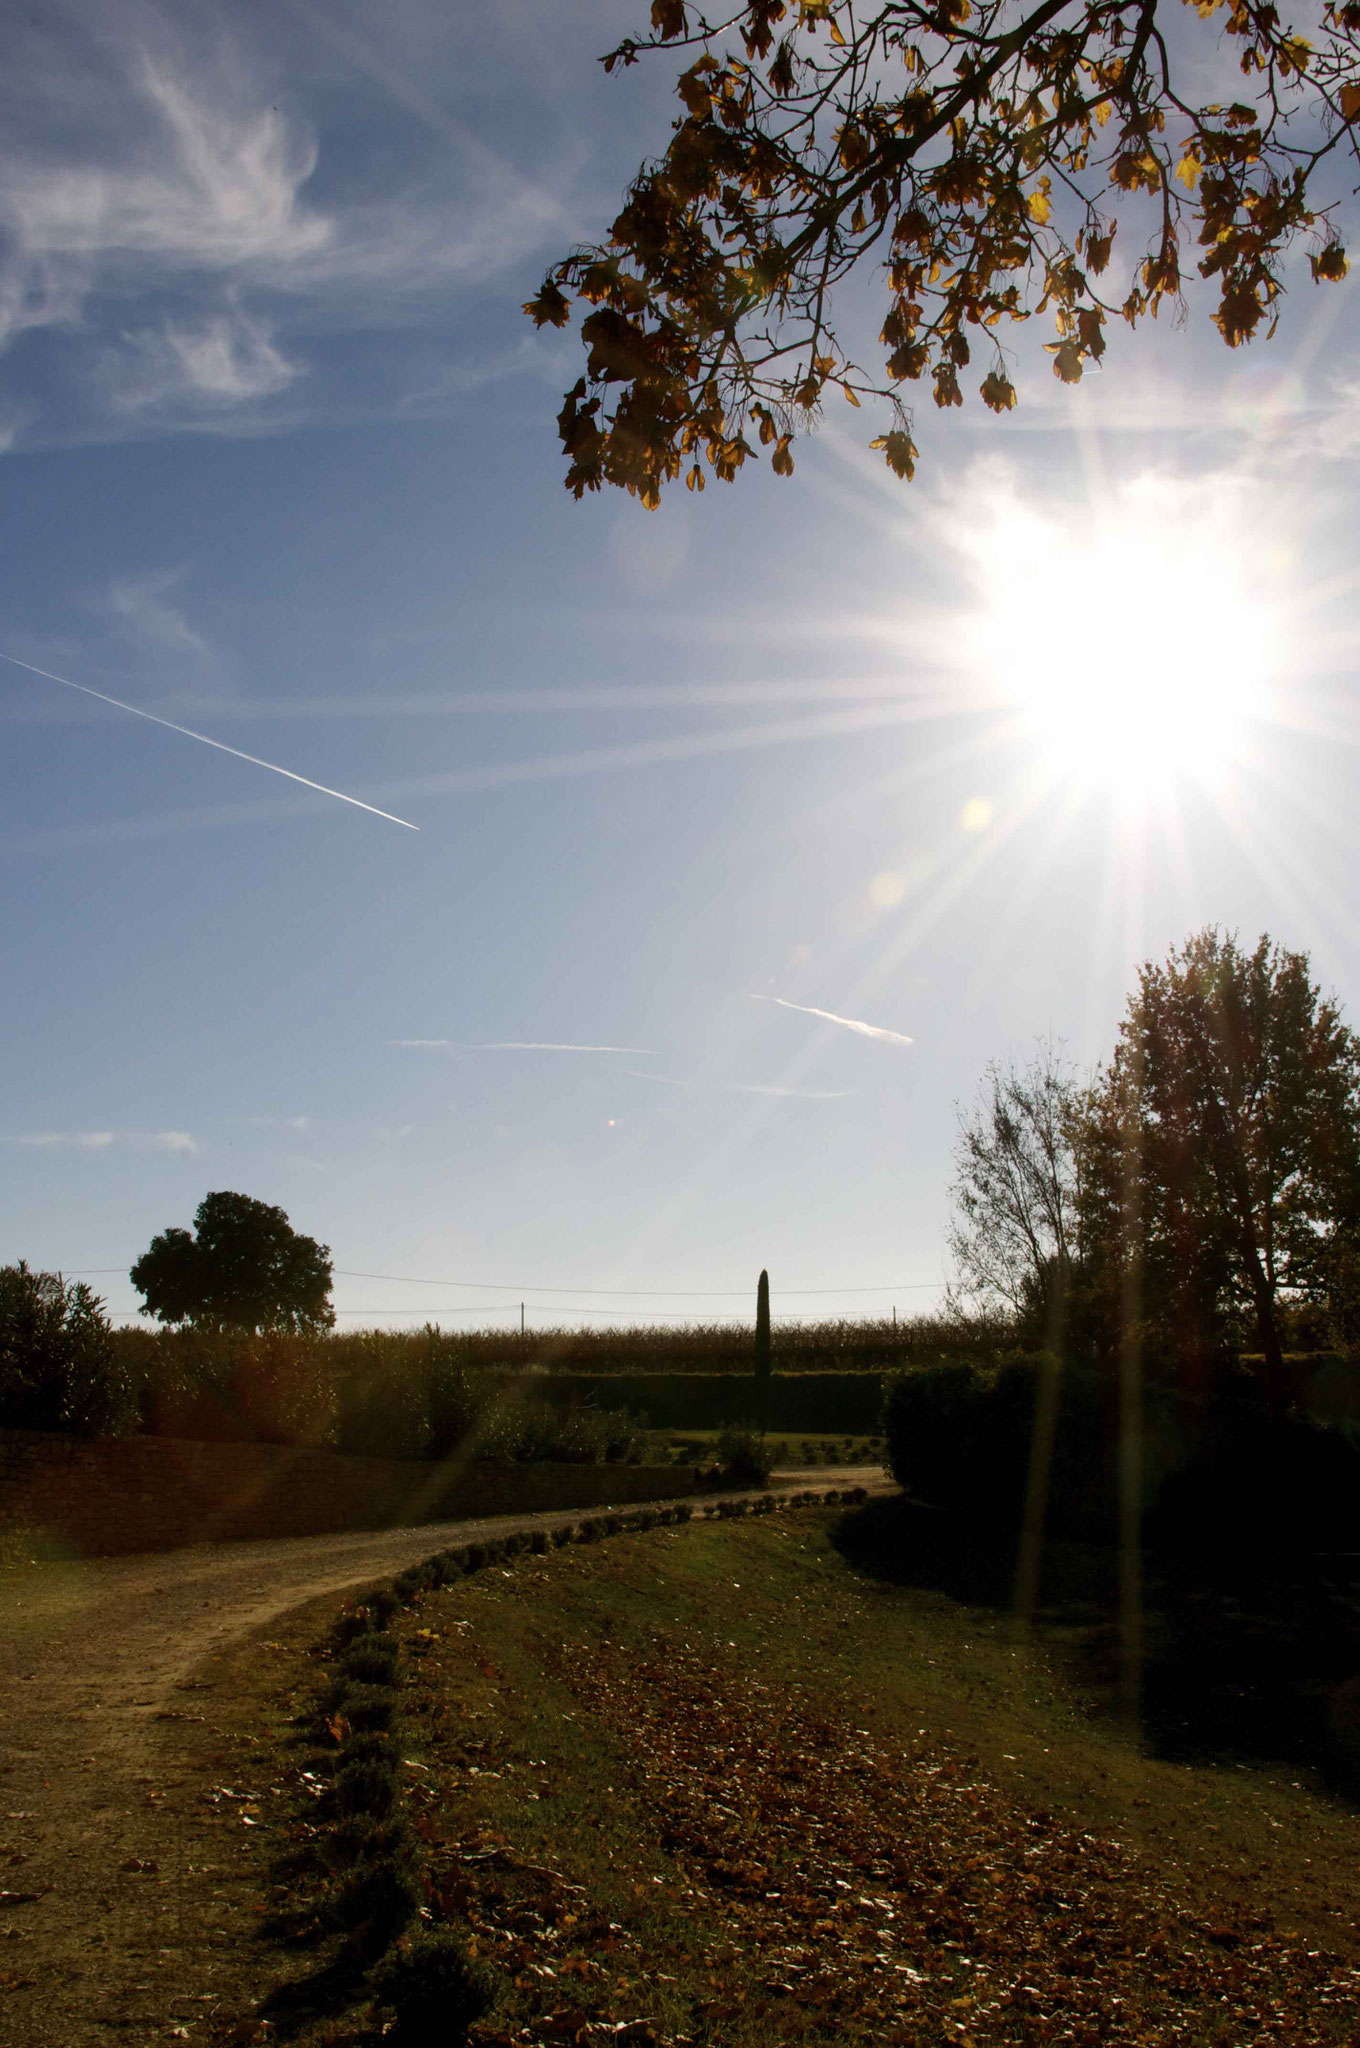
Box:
[0,1263,133,1435]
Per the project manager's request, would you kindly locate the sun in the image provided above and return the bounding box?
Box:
[960,472,1279,794]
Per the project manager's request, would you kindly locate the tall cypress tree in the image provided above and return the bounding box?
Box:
[754,1268,771,1433]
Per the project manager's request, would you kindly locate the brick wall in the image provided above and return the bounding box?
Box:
[0,1430,695,1563]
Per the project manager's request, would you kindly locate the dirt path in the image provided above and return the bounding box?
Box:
[0,1469,885,2046]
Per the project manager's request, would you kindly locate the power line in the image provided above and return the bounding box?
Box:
[64,1265,943,1297]
[331,1269,940,1297]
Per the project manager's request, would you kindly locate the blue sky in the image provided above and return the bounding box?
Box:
[3,0,1359,1332]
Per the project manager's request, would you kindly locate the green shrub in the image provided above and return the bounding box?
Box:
[715,1424,773,1486]
[344,1684,399,1734]
[331,1756,399,1820]
[341,1643,400,1688]
[328,1811,412,1869]
[371,1929,497,2046]
[326,1854,420,1938]
[0,1263,132,1435]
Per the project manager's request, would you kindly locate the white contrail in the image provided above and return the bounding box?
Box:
[0,651,418,830]
[752,994,914,1047]
[392,1039,659,1054]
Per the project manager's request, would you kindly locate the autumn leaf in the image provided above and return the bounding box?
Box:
[523,282,572,330]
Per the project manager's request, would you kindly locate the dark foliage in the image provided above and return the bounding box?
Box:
[0,1262,132,1435]
[370,1929,498,2047]
[130,1189,334,1336]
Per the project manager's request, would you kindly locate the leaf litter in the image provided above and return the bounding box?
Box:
[398,1540,1360,2048]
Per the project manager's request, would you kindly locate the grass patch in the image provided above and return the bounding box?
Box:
[341,1510,1360,2048]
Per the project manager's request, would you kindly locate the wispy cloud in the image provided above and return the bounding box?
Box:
[392,1039,659,1055]
[108,567,212,659]
[6,1128,197,1152]
[108,307,302,415]
[619,1068,850,1100]
[0,13,576,437]
[752,995,915,1048]
[0,650,418,829]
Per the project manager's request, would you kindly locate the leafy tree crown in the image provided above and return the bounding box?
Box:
[130,1191,335,1337]
[527,0,1359,501]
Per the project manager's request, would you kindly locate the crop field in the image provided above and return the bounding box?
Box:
[216,1501,1360,2047]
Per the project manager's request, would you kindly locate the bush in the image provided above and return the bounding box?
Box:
[344,1684,399,1734]
[371,1929,497,2046]
[477,1393,646,1465]
[331,1756,399,1820]
[0,1263,132,1435]
[715,1425,773,1486]
[341,1643,400,1687]
[326,1854,420,1939]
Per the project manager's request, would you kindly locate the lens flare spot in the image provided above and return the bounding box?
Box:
[959,797,993,833]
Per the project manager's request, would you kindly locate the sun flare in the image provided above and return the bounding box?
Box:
[962,474,1279,794]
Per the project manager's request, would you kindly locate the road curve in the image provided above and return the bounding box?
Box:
[0,1467,889,2046]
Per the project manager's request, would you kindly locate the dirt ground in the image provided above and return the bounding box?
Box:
[0,1470,883,2046]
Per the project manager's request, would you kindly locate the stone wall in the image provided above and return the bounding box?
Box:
[0,1429,694,1563]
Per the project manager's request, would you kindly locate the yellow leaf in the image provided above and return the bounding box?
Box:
[829,18,847,44]
[1028,189,1051,225]
[843,381,861,406]
[1176,154,1201,189]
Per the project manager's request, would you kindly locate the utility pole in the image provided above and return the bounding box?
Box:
[520,1301,525,1340]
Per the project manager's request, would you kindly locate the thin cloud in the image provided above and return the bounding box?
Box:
[108,567,212,660]
[392,1039,659,1055]
[6,1128,197,1152]
[619,1068,850,1100]
[109,307,302,415]
[753,994,914,1048]
[0,650,418,829]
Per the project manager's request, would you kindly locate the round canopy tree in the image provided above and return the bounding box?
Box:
[130,1192,335,1337]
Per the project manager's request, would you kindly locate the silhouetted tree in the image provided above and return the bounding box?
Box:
[0,1262,132,1434]
[948,1039,1086,1335]
[130,1191,335,1337]
[528,1,1359,502]
[1082,930,1360,1404]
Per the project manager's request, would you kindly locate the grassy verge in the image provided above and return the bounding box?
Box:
[231,1496,1360,2048]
